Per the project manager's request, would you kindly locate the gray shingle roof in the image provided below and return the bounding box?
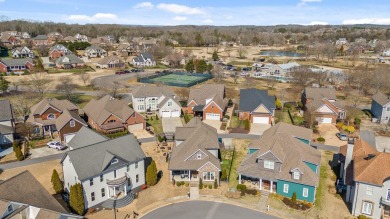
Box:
[33,35,48,40]
[0,171,68,213]
[238,89,275,113]
[97,55,123,65]
[55,54,84,65]
[63,134,145,181]
[0,100,13,121]
[372,91,390,106]
[49,44,70,52]
[0,58,33,67]
[131,85,175,98]
[67,126,108,149]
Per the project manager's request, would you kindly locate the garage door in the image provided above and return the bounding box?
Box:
[316,117,332,124]
[128,123,144,132]
[64,134,76,144]
[206,113,220,120]
[161,110,171,117]
[171,109,181,117]
[253,117,269,124]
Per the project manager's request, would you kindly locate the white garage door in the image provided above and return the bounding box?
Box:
[171,109,181,117]
[253,117,269,124]
[316,117,332,124]
[206,113,220,120]
[128,123,144,132]
[161,110,171,117]
[64,134,76,144]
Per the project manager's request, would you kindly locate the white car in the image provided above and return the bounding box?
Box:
[47,141,66,150]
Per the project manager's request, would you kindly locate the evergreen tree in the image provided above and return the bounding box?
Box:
[275,99,282,109]
[51,169,63,194]
[13,142,23,161]
[214,179,218,189]
[70,183,85,215]
[212,51,219,61]
[244,119,251,130]
[146,160,158,186]
[199,178,203,189]
[195,60,207,73]
[0,76,10,93]
[292,192,297,204]
[206,63,213,73]
[185,59,194,72]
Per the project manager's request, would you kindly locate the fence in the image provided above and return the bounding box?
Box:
[137,72,212,87]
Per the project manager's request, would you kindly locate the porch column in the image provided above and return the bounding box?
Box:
[188,170,191,182]
[259,178,262,190]
[124,184,127,195]
[107,186,110,197]
[270,181,273,193]
[113,187,116,196]
[239,174,241,184]
[169,171,172,182]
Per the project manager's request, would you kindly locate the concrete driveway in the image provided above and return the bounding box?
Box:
[30,146,66,159]
[162,117,183,133]
[249,124,271,135]
[203,120,225,134]
[318,124,346,147]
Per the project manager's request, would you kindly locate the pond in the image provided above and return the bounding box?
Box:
[260,50,303,57]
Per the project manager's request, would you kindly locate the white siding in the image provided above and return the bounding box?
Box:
[62,155,80,193]
[0,120,13,127]
[317,105,334,113]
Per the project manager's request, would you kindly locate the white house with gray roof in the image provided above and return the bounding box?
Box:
[131,85,181,117]
[61,130,146,209]
[84,45,107,58]
[132,53,156,67]
[11,46,34,58]
[0,100,14,147]
[371,92,390,124]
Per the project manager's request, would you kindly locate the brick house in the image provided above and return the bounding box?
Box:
[30,35,51,48]
[0,58,34,74]
[55,54,85,69]
[83,95,145,134]
[48,44,72,59]
[238,89,275,124]
[55,109,87,143]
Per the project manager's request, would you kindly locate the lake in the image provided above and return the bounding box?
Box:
[260,50,303,57]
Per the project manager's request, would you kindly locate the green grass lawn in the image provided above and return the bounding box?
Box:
[142,63,169,69]
[45,93,94,108]
[229,116,244,128]
[221,149,233,180]
[145,115,163,135]
[274,109,292,124]
[228,139,250,189]
[47,66,95,74]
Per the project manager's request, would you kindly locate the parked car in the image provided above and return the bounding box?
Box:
[124,70,130,74]
[115,71,124,75]
[47,141,66,150]
[240,72,249,77]
[336,133,348,141]
[242,67,252,71]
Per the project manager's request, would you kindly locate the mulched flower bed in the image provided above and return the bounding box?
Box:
[282,197,313,211]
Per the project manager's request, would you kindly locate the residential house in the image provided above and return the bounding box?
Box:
[339,138,390,219]
[117,43,137,56]
[61,131,146,209]
[131,85,181,117]
[63,36,77,43]
[301,87,346,124]
[0,171,82,219]
[84,45,107,58]
[74,33,89,42]
[83,95,145,133]
[0,58,34,74]
[55,54,85,69]
[11,46,34,58]
[371,92,390,124]
[47,32,64,42]
[238,122,320,202]
[187,84,227,121]
[383,48,390,57]
[355,37,367,44]
[0,45,8,57]
[169,117,221,184]
[96,55,124,69]
[27,98,84,142]
[0,33,19,48]
[1,31,30,39]
[336,38,348,46]
[0,100,14,147]
[30,35,50,48]
[238,89,275,124]
[161,53,187,67]
[132,53,156,67]
[48,44,72,59]
[67,126,108,150]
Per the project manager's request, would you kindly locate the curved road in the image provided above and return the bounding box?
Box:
[141,201,280,219]
[91,71,156,89]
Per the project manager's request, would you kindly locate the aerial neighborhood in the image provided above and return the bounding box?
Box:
[0,11,390,219]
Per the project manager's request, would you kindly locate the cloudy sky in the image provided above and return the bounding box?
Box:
[1,0,390,26]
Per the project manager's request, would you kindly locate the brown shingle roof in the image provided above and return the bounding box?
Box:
[353,152,390,186]
[372,91,390,106]
[30,98,79,116]
[97,55,123,65]
[55,109,87,131]
[188,84,226,109]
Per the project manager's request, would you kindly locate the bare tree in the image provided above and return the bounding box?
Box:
[12,92,37,119]
[16,122,36,140]
[212,65,224,83]
[24,72,52,98]
[237,46,247,59]
[79,71,91,86]
[266,78,278,90]
[55,76,78,100]
[289,67,313,88]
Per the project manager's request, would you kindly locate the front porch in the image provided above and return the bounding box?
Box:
[102,175,134,209]
[382,196,390,218]
[171,170,200,182]
[239,174,276,193]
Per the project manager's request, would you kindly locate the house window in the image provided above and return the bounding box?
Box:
[362,201,373,215]
[89,178,93,186]
[108,119,116,124]
[47,113,56,120]
[211,104,214,109]
[127,165,130,172]
[136,174,139,183]
[111,158,118,164]
[70,120,75,127]
[138,105,145,111]
[114,170,117,178]
[101,188,105,197]
[168,101,172,106]
[293,171,300,180]
[91,192,95,201]
[366,186,373,196]
[283,184,289,193]
[7,205,12,212]
[387,107,390,111]
[203,172,215,181]
[135,162,138,169]
[100,175,103,182]
[264,160,275,170]
[197,153,201,159]
[303,188,309,197]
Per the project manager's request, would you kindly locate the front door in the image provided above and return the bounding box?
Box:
[387,189,390,201]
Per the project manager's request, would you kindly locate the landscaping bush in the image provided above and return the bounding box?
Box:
[199,178,203,189]
[240,188,258,196]
[13,141,24,161]
[236,184,247,191]
[336,122,344,129]
[244,120,250,130]
[69,183,84,215]
[282,197,312,211]
[157,135,164,142]
[354,117,361,126]
[51,169,63,194]
[204,184,207,189]
[105,130,129,139]
[284,103,293,109]
[275,99,282,109]
[312,127,319,134]
[176,181,181,187]
[214,179,218,189]
[292,192,297,204]
[342,125,355,133]
[221,169,227,181]
[297,101,303,109]
[224,115,230,119]
[146,160,158,186]
[184,114,190,123]
[185,182,189,187]
[317,137,325,143]
[358,215,372,219]
[155,114,159,120]
[208,184,212,189]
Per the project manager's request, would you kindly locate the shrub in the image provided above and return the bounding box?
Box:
[358,215,372,219]
[237,184,247,191]
[146,160,158,186]
[204,184,207,189]
[317,137,325,143]
[363,110,372,118]
[199,178,203,189]
[292,192,297,204]
[208,184,212,189]
[241,188,258,196]
[347,126,355,133]
[13,142,24,161]
[185,182,189,187]
[69,183,85,215]
[155,114,159,120]
[224,115,230,119]
[220,169,227,181]
[275,99,282,109]
[354,117,361,126]
[284,103,293,109]
[51,169,63,194]
[336,122,344,129]
[157,135,164,142]
[176,181,181,187]
[214,179,218,189]
[297,101,303,109]
[244,119,250,130]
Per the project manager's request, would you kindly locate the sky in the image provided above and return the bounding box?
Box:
[1,0,390,26]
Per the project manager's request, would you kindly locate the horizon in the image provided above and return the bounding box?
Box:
[0,0,390,26]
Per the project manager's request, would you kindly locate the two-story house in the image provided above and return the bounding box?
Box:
[132,53,156,67]
[11,46,35,58]
[238,122,320,202]
[169,117,221,184]
[301,87,346,124]
[0,100,14,147]
[47,32,64,42]
[83,95,145,133]
[131,85,181,118]
[48,44,72,59]
[61,130,146,209]
[0,58,34,74]
[84,45,107,58]
[117,43,137,56]
[0,33,19,48]
[0,171,82,219]
[30,35,50,48]
[27,98,85,142]
[340,137,390,219]
[187,84,227,121]
[238,89,275,124]
[96,55,124,69]
[74,33,89,42]
[371,92,390,124]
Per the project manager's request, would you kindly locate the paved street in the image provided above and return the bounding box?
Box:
[141,201,280,219]
[0,153,64,170]
[91,71,156,89]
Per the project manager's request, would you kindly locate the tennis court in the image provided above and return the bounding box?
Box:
[139,72,211,87]
[149,74,204,85]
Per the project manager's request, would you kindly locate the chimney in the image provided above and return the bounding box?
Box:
[343,138,355,183]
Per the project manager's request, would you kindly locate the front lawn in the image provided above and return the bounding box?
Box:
[221,150,233,181]
[229,116,243,128]
[228,139,250,189]
[145,115,163,135]
[47,66,95,74]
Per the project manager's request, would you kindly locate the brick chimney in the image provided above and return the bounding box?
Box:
[343,138,355,183]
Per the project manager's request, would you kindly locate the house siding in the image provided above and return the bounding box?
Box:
[371,100,390,124]
[126,112,146,129]
[58,119,84,142]
[248,149,258,155]
[203,102,223,119]
[40,107,62,121]
[276,180,316,203]
[198,162,220,184]
[304,162,318,173]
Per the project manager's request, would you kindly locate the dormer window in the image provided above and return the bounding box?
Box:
[197,153,201,159]
[111,158,118,164]
[168,101,172,106]
[70,120,75,127]
[211,104,214,109]
[47,113,56,120]
[7,205,12,212]
[264,160,274,170]
[293,171,300,180]
[108,119,116,123]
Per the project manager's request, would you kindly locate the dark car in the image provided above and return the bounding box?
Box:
[115,71,124,75]
[242,67,252,71]
[124,70,130,73]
